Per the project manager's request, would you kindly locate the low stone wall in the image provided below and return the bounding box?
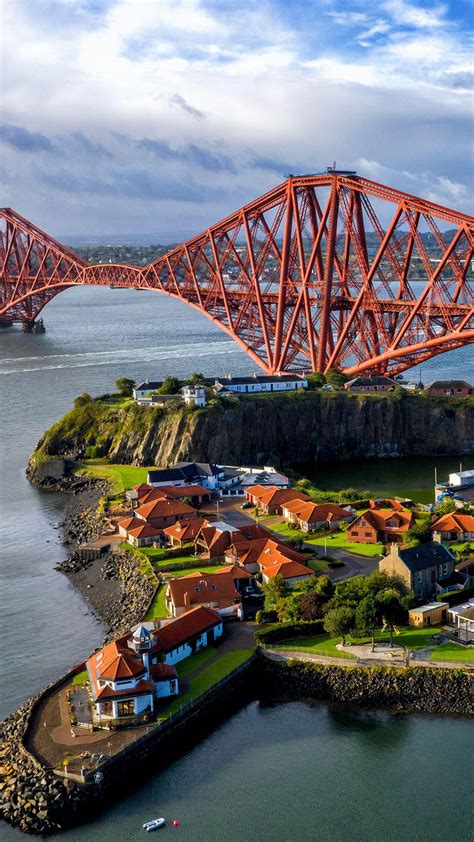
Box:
[258,654,474,715]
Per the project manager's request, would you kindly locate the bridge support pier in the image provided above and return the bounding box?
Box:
[21,317,46,334]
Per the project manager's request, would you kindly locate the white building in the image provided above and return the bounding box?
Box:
[181,384,206,407]
[213,373,308,394]
[448,470,474,487]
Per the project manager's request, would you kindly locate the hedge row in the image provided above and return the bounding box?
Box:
[436,586,474,606]
[158,558,223,573]
[254,620,325,644]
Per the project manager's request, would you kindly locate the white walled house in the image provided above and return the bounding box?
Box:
[151,605,223,665]
[181,384,206,407]
[213,373,308,394]
[133,380,164,400]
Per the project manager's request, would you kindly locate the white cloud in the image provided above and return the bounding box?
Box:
[0,0,471,234]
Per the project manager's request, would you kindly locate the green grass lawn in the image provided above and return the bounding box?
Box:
[274,634,355,659]
[430,642,474,662]
[306,530,384,557]
[164,566,227,578]
[261,519,382,557]
[447,541,474,556]
[71,669,89,686]
[272,626,446,659]
[175,646,218,678]
[77,461,151,494]
[159,649,254,718]
[144,584,168,619]
[306,557,330,572]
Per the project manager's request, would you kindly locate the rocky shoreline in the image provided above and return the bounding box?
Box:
[0,470,157,836]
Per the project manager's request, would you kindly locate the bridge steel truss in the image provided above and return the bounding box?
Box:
[1,173,473,376]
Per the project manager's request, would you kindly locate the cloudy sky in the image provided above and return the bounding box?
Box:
[1,0,472,240]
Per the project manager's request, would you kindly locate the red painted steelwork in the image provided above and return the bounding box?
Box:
[1,174,473,375]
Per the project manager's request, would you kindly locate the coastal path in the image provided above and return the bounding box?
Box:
[260,646,474,671]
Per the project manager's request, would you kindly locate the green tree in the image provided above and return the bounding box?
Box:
[73,392,93,408]
[185,372,206,385]
[306,372,326,390]
[276,594,301,623]
[323,606,355,645]
[262,575,289,611]
[355,595,380,652]
[325,368,348,387]
[115,377,135,396]
[376,588,406,647]
[299,591,325,621]
[407,519,432,544]
[434,497,456,515]
[158,376,180,395]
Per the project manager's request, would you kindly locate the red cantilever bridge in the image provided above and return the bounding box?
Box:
[1,171,473,376]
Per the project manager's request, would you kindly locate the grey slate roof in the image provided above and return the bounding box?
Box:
[398,541,454,572]
[427,380,472,389]
[345,376,398,387]
[214,375,306,385]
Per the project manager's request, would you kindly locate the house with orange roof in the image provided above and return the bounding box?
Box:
[281,500,353,532]
[151,605,223,664]
[135,497,197,529]
[165,565,251,618]
[245,485,311,515]
[117,516,161,546]
[431,512,474,542]
[86,631,157,725]
[195,521,269,560]
[225,535,307,574]
[259,556,314,587]
[348,507,415,545]
[163,517,212,548]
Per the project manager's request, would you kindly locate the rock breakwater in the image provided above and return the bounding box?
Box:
[0,694,100,835]
[259,656,474,715]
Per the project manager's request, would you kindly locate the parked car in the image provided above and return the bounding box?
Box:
[241,501,253,509]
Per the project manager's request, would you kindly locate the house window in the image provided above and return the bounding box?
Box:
[117,699,135,717]
[364,532,371,537]
[442,563,448,576]
[101,700,113,716]
[416,574,422,584]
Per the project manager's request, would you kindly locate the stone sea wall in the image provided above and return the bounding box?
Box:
[258,656,474,715]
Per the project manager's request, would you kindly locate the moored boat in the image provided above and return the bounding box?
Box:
[143,817,166,831]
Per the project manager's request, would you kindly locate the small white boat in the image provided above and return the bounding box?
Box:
[143,818,166,832]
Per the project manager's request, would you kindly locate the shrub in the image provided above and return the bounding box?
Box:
[436,587,474,606]
[254,620,325,644]
[256,609,278,624]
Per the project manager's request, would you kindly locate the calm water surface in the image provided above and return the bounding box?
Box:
[0,286,472,841]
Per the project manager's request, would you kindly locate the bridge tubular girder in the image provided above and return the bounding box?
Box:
[1,174,473,374]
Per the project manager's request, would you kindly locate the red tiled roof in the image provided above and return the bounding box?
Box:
[162,517,211,542]
[167,570,242,609]
[261,559,313,580]
[150,662,178,681]
[128,522,161,539]
[95,678,154,701]
[255,487,311,509]
[350,508,414,532]
[432,512,474,533]
[152,605,222,653]
[118,515,141,531]
[136,498,197,520]
[286,502,352,524]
